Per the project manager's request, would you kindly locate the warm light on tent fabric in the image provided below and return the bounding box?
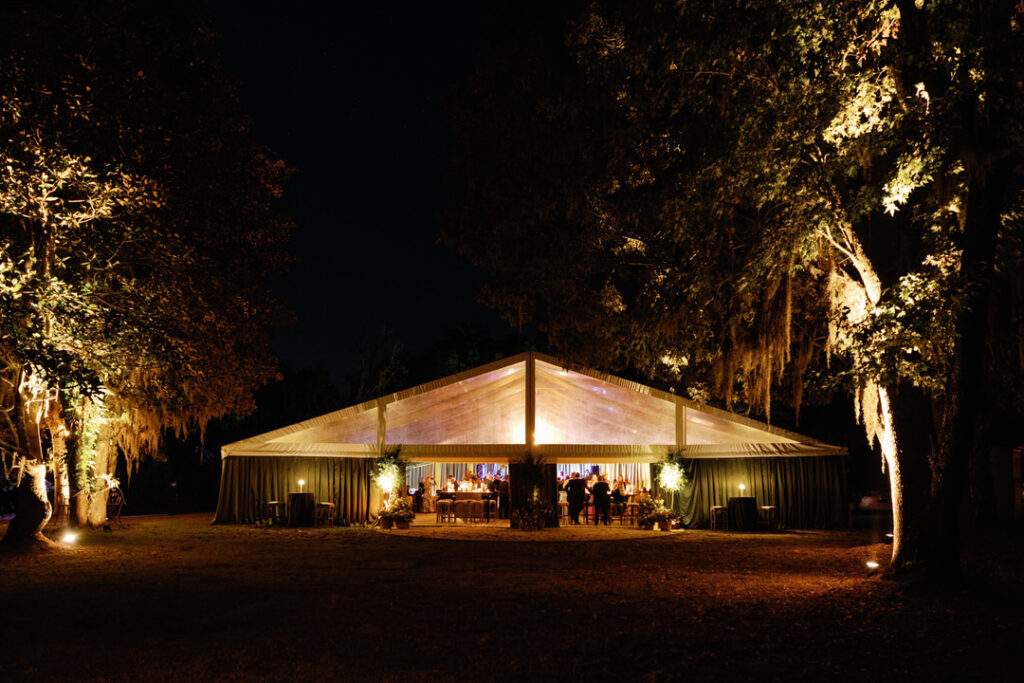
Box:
[226,353,835,459]
[215,353,847,526]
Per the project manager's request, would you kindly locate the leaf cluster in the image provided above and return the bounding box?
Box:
[0,1,292,462]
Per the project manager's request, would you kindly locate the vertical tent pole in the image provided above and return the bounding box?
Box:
[525,352,536,455]
[675,401,686,450]
[376,397,387,457]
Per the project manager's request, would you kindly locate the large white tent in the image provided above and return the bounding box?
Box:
[215,352,847,527]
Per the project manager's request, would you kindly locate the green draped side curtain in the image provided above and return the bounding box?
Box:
[215,454,846,528]
[214,456,378,525]
[650,455,848,529]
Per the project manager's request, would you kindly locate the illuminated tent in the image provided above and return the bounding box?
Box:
[214,352,847,527]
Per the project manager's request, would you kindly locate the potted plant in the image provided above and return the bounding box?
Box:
[377,506,394,529]
[654,508,679,532]
[512,490,548,531]
[390,497,415,529]
[635,494,660,530]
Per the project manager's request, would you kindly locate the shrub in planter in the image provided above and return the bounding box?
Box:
[389,498,415,529]
[511,489,549,531]
[636,494,678,531]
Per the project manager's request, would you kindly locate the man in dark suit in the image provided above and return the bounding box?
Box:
[565,472,588,525]
[498,474,511,519]
[591,474,611,525]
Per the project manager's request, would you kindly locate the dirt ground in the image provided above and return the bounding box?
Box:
[2,513,1021,682]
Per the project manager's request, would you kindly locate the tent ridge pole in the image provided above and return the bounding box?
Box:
[526,351,535,455]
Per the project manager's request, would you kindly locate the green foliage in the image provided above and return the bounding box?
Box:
[372,446,405,496]
[511,486,549,529]
[0,2,290,476]
[446,0,1024,432]
[379,496,414,524]
[634,492,676,527]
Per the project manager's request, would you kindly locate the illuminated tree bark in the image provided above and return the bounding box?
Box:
[1,461,52,548]
[1,373,52,547]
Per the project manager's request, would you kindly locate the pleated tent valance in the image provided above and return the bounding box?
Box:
[215,352,847,526]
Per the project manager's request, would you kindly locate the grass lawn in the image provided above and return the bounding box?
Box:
[2,513,1021,681]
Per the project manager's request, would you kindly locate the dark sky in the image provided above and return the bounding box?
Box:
[210,1,513,388]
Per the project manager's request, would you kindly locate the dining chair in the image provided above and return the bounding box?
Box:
[710,505,728,530]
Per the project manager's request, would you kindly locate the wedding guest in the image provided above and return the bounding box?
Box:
[612,475,629,504]
[592,474,611,525]
[414,479,425,512]
[423,476,436,512]
[565,472,587,525]
[498,474,511,519]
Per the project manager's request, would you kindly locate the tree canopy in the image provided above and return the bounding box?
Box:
[446,1,1024,576]
[1,1,290,540]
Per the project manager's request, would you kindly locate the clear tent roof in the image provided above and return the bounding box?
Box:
[223,353,844,462]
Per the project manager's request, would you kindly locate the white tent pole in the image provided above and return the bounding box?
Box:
[675,402,686,450]
[376,397,387,457]
[525,352,536,454]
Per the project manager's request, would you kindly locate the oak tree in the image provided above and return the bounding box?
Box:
[447,1,1024,578]
[1,2,290,545]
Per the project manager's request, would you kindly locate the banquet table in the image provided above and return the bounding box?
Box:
[441,491,496,521]
[288,492,315,527]
[727,496,758,531]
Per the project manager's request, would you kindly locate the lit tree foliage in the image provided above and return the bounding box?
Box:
[447,1,1024,577]
[1,2,290,544]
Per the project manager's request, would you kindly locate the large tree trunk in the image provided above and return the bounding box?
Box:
[918,154,1007,581]
[70,438,113,528]
[1,461,54,548]
[64,399,113,528]
[884,382,935,574]
[1,373,54,548]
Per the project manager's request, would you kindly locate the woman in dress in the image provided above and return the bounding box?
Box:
[611,475,629,504]
[423,476,436,512]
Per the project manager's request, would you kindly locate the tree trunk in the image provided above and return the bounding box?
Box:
[64,399,113,528]
[918,155,1007,581]
[2,371,54,548]
[1,461,54,548]
[71,437,112,528]
[885,382,935,574]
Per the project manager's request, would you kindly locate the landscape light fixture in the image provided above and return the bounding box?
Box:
[866,560,880,576]
[62,532,77,544]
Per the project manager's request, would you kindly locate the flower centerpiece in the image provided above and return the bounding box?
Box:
[635,494,678,531]
[511,487,549,531]
[652,507,679,532]
[635,493,660,530]
[389,497,415,529]
[376,505,394,529]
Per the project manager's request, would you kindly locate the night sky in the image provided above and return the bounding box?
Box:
[210,1,512,388]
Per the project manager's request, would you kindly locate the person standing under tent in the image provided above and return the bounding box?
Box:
[414,480,425,512]
[592,474,611,525]
[565,472,587,525]
[423,476,436,512]
[497,474,510,519]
